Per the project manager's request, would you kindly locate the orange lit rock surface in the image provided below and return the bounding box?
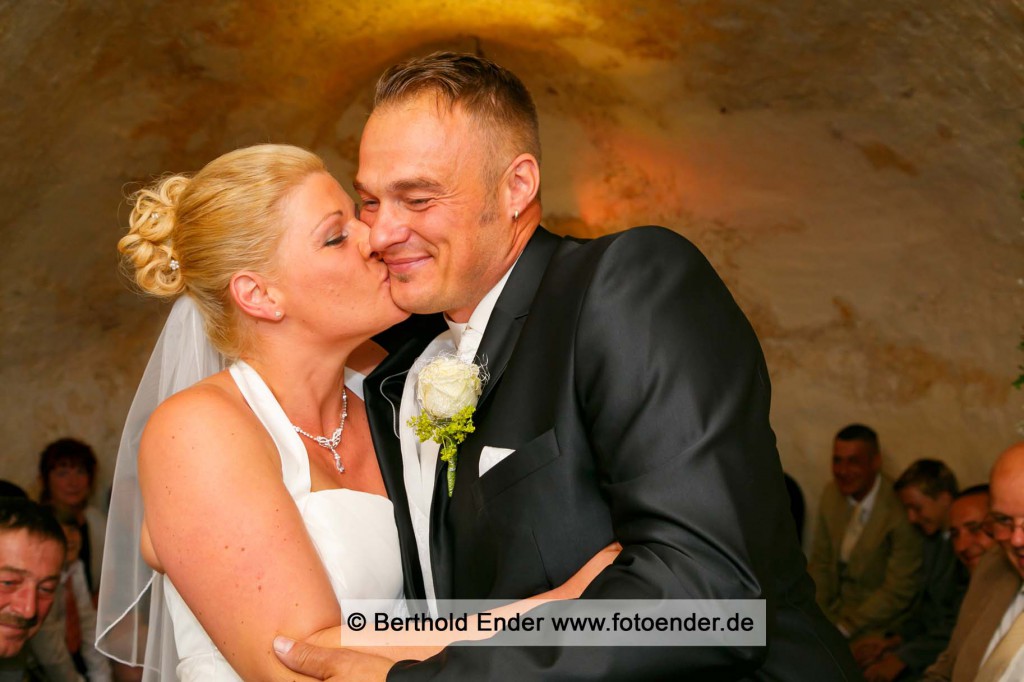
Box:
[2,1,1021,534]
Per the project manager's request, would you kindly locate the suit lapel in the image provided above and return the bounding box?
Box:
[850,487,888,563]
[844,478,895,574]
[429,228,563,598]
[473,227,562,408]
[830,493,854,563]
[958,553,1023,679]
[365,316,445,603]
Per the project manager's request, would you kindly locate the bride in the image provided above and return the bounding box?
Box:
[97,144,614,681]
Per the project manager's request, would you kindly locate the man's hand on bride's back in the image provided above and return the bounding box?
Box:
[274,635,392,681]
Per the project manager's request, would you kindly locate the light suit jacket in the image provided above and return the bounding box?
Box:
[808,475,923,637]
[923,547,1023,682]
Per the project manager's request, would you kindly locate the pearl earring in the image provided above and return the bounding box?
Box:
[274,311,282,318]
[513,210,519,221]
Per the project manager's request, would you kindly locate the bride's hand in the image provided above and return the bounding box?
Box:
[544,541,622,600]
[286,540,625,670]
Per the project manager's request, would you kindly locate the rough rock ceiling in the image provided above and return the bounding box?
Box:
[1,0,1022,495]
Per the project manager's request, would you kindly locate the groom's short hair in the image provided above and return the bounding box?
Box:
[373,51,541,179]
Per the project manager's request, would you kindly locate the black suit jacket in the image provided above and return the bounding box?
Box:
[893,532,968,673]
[366,227,860,680]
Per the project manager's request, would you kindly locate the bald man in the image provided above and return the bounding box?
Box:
[923,443,1024,682]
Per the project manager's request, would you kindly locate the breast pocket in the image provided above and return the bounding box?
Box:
[472,428,561,507]
[468,427,613,590]
[479,446,516,477]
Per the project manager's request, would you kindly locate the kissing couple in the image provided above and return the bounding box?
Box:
[97,52,858,681]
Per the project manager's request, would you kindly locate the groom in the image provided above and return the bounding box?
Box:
[277,52,859,679]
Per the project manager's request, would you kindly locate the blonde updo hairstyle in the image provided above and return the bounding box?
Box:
[118,144,326,359]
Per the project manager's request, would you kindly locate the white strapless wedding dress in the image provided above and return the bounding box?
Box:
[162,360,406,681]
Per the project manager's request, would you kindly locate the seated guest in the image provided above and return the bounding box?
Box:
[854,459,969,681]
[947,485,993,573]
[923,443,1024,682]
[0,482,27,499]
[37,438,107,595]
[47,513,112,681]
[809,424,923,639]
[0,498,66,669]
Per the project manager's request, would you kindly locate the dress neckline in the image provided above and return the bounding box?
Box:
[228,360,390,506]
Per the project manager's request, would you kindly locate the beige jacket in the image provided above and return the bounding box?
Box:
[808,474,923,637]
[923,547,1023,682]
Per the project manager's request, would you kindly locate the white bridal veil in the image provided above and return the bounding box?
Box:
[96,296,224,679]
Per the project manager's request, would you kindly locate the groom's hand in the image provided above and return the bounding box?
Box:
[274,636,392,681]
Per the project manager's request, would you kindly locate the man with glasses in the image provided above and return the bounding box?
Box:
[923,443,1024,682]
[947,485,994,574]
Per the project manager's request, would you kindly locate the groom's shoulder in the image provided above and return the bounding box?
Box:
[372,313,446,352]
[549,225,707,271]
[598,225,700,256]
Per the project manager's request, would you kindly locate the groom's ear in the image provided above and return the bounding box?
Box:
[505,153,540,211]
[230,271,281,321]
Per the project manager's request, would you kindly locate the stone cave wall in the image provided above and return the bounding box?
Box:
[1,0,1022,542]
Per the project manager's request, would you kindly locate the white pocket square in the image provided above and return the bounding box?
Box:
[479,446,516,477]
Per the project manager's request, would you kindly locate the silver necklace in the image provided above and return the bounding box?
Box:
[292,388,348,473]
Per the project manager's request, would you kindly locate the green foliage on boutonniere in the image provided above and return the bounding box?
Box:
[409,405,477,496]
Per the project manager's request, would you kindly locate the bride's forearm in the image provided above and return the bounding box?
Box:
[332,542,622,662]
[307,626,445,663]
[535,541,621,601]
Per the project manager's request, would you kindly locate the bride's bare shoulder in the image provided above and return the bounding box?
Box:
[139,369,268,468]
[148,370,241,420]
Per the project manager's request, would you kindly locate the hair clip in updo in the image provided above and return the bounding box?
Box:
[169,259,180,271]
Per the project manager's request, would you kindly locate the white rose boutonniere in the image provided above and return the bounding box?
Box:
[408,354,488,496]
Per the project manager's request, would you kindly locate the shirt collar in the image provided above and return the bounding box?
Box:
[445,259,518,347]
[848,473,882,516]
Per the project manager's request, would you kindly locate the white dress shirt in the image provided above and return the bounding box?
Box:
[839,473,881,564]
[846,473,882,521]
[836,474,882,637]
[399,263,517,613]
[445,259,515,362]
